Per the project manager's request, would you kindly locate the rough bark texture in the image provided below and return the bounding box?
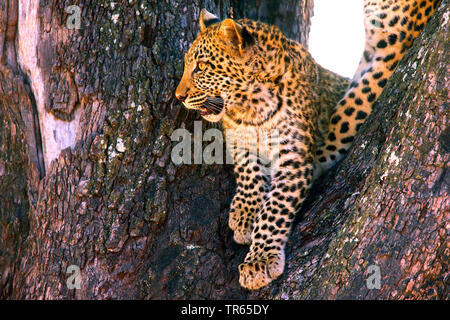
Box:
[0,0,447,300]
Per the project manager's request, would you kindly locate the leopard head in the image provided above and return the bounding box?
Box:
[176,9,287,124]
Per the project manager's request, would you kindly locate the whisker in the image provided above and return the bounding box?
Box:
[202,96,224,114]
[205,103,222,110]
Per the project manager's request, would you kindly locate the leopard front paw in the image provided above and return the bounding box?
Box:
[228,199,254,245]
[238,251,285,290]
[228,207,253,244]
[232,226,252,245]
[228,205,240,231]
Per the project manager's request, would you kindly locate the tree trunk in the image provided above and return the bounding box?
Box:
[0,0,447,300]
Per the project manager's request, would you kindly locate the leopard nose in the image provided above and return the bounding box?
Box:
[176,92,187,102]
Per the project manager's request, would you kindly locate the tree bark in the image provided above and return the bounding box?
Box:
[0,0,447,300]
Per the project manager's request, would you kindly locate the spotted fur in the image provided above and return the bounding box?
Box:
[175,1,439,290]
[314,0,440,174]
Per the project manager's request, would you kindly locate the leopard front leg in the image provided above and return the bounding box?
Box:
[238,144,314,290]
[229,149,269,245]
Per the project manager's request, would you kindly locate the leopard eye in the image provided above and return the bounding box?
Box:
[198,62,207,70]
[194,61,207,73]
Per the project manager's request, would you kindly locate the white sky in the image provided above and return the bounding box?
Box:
[309,1,365,78]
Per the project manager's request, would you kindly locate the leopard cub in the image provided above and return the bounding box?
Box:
[176,0,439,290]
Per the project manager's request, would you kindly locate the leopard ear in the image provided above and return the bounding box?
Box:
[219,19,254,53]
[200,9,220,31]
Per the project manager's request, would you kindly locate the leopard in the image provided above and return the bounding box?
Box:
[175,0,440,290]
